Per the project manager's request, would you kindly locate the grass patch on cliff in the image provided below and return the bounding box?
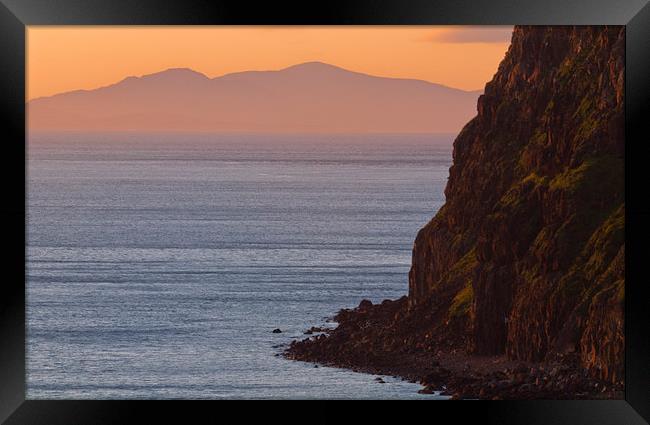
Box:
[616,280,625,304]
[491,172,546,248]
[499,171,548,209]
[550,155,623,199]
[446,249,478,319]
[550,155,623,263]
[449,282,474,319]
[556,204,624,301]
[517,130,550,173]
[522,172,548,187]
[448,248,478,278]
[572,95,602,142]
[581,204,625,288]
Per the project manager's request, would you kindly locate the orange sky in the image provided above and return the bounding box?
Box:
[27,26,512,101]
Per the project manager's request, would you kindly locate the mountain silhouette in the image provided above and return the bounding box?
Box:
[28,62,480,133]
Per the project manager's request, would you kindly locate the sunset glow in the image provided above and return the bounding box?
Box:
[27,26,512,100]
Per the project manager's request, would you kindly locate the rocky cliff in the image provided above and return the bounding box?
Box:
[409,25,624,383]
[287,25,625,395]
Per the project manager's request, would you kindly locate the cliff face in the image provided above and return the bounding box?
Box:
[286,26,625,396]
[408,26,624,383]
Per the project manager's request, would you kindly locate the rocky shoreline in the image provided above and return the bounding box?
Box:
[284,298,623,399]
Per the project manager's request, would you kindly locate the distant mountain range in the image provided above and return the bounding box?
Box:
[28,61,481,133]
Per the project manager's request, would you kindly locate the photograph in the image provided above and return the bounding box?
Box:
[25,24,625,400]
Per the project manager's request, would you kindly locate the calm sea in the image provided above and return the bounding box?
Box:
[26,133,452,399]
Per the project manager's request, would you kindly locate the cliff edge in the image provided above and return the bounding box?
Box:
[286,26,625,398]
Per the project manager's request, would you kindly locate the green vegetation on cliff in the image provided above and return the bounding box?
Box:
[408,26,624,383]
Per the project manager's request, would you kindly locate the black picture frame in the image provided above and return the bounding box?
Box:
[1,0,649,423]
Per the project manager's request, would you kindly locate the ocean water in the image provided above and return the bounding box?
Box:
[26,133,452,399]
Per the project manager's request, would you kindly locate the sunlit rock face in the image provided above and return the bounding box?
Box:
[408,26,624,383]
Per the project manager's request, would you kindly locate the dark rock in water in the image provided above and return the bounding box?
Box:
[422,367,452,385]
[358,299,373,310]
[272,328,282,334]
[418,387,434,394]
[375,377,386,384]
[304,326,328,335]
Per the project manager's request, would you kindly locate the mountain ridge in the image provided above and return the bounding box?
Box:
[28,61,481,134]
[29,62,480,103]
